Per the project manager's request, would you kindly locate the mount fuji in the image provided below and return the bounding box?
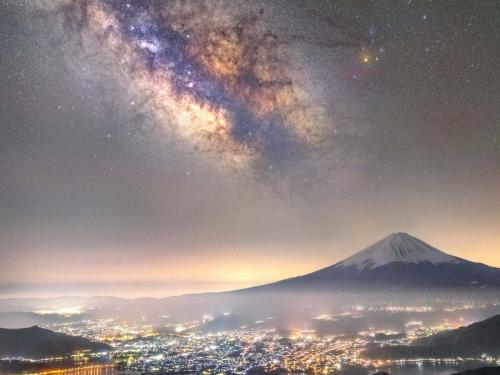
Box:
[251,232,500,290]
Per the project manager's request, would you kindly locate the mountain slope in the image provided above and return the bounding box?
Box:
[250,233,500,290]
[0,326,110,358]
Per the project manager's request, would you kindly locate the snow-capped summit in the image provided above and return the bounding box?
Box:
[336,232,463,270]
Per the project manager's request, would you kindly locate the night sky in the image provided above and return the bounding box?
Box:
[1,0,499,298]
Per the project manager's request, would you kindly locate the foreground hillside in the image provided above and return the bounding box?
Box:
[365,314,500,359]
[0,326,110,358]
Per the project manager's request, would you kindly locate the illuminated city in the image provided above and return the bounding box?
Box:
[0,297,498,375]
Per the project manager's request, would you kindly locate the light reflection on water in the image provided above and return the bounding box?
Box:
[41,362,493,375]
[383,361,490,375]
[40,366,117,375]
[385,366,459,375]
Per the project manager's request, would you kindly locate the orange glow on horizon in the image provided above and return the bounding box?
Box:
[3,232,500,299]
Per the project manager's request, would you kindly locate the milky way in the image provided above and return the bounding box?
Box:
[56,0,337,172]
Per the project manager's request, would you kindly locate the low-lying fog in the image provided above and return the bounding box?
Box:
[1,290,499,336]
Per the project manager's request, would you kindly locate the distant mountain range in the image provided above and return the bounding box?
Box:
[0,311,90,329]
[0,326,110,359]
[365,314,500,359]
[247,232,500,291]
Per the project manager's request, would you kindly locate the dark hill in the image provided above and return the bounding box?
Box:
[365,314,500,359]
[0,326,110,358]
[414,314,500,356]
